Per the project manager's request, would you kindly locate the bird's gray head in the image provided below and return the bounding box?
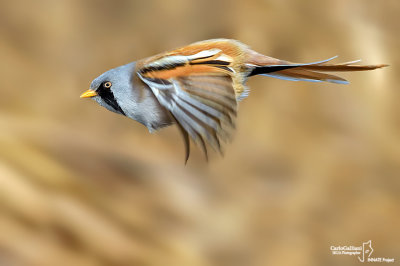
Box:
[81,61,173,132]
[81,62,136,115]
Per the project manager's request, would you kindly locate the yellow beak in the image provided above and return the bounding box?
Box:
[80,89,98,98]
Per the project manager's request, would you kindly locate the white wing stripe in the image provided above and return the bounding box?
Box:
[145,56,187,68]
[186,49,221,60]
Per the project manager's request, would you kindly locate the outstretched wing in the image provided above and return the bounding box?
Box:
[137,45,243,162]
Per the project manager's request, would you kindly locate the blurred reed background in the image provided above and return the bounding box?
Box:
[0,0,399,265]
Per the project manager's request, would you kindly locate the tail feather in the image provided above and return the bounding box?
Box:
[303,62,387,72]
[248,56,387,84]
[264,68,349,84]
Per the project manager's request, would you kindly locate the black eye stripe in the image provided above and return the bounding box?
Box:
[97,82,126,115]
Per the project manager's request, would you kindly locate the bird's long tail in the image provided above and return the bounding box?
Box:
[247,56,387,84]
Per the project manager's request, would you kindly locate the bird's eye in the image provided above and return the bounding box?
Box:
[103,81,112,88]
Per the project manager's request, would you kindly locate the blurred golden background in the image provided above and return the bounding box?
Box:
[0,0,399,265]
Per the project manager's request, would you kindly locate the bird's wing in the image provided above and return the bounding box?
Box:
[137,46,241,162]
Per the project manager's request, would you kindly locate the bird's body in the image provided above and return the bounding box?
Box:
[81,39,386,162]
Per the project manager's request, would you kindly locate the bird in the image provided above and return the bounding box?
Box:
[80,39,387,163]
